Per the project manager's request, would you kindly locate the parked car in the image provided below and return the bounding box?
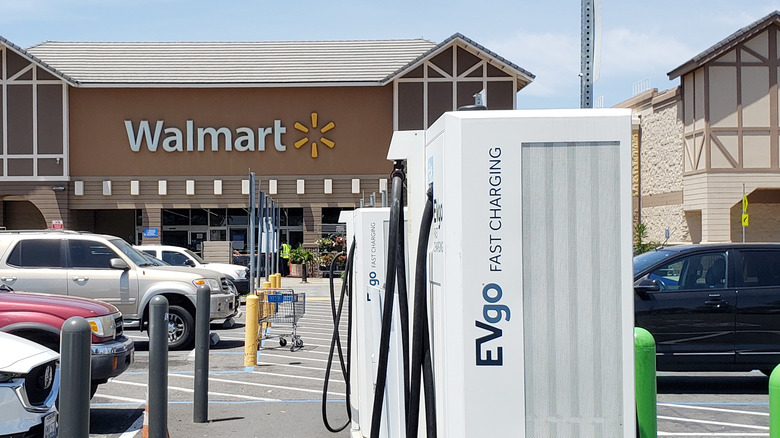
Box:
[0,331,59,438]
[0,230,238,349]
[135,244,250,295]
[634,243,780,374]
[0,285,133,397]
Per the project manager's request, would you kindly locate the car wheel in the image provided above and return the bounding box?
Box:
[166,305,195,350]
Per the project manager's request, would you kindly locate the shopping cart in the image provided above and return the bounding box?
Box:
[259,289,306,351]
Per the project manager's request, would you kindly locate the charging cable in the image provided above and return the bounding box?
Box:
[370,163,410,438]
[406,187,437,437]
[322,238,356,432]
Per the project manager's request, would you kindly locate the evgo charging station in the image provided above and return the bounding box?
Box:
[325,109,635,438]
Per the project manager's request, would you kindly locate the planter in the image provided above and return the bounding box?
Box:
[290,263,303,277]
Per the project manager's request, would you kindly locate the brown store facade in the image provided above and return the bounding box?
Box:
[0,33,533,254]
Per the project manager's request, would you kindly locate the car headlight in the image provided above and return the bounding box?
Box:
[86,313,118,338]
[193,278,221,293]
[0,372,20,383]
[235,268,248,279]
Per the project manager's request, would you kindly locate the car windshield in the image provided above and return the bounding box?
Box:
[633,248,677,275]
[110,238,157,266]
[184,248,207,264]
[140,252,169,266]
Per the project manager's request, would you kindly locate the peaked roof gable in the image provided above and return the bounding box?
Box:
[383,33,535,90]
[668,10,780,79]
[0,36,76,85]
[22,34,532,89]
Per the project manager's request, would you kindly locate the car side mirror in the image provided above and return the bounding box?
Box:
[634,278,661,295]
[185,259,196,267]
[110,258,130,270]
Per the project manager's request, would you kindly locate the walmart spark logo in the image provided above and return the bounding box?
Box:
[294,112,335,158]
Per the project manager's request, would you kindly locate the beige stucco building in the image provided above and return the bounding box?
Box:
[623,11,780,244]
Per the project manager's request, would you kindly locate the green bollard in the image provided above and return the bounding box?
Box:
[770,365,780,437]
[635,327,657,438]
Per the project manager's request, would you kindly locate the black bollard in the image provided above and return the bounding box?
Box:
[148,295,169,438]
[194,284,211,423]
[60,317,92,438]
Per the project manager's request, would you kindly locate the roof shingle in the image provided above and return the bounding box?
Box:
[28,39,439,85]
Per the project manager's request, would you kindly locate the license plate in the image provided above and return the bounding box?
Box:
[44,411,58,438]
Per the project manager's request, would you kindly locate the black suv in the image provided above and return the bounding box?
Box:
[634,243,780,374]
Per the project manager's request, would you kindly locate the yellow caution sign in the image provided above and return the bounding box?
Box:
[742,213,749,226]
[743,195,749,212]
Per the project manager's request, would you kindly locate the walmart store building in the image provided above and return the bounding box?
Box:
[0,34,532,253]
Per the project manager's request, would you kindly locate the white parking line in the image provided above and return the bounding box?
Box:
[658,415,769,430]
[250,370,345,384]
[117,413,144,438]
[258,351,330,362]
[659,403,769,416]
[93,394,146,404]
[659,433,768,437]
[255,361,335,373]
[111,379,279,401]
[170,373,345,397]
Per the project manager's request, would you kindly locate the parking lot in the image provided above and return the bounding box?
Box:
[80,277,773,437]
[657,371,770,436]
[88,278,351,438]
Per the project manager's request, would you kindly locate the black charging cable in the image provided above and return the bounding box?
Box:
[407,187,437,437]
[322,238,356,433]
[370,163,407,438]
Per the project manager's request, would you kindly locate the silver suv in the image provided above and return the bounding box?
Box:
[0,231,238,349]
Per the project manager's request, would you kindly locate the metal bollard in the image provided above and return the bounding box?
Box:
[635,327,657,438]
[244,294,260,368]
[60,317,92,438]
[771,365,780,437]
[148,296,169,438]
[194,284,211,423]
[301,263,308,283]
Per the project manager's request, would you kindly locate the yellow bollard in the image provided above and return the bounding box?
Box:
[273,273,281,289]
[244,295,260,367]
[261,281,274,333]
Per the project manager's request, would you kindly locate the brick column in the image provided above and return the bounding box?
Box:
[303,205,322,245]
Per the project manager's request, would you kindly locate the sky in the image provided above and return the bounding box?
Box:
[2,0,780,109]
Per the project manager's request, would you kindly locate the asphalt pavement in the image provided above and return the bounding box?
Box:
[88,275,351,438]
[85,275,775,437]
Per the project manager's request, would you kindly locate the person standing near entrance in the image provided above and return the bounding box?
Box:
[280,240,291,276]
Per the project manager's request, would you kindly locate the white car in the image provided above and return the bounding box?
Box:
[136,245,250,295]
[0,332,59,438]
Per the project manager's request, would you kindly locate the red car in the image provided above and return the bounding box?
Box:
[0,285,134,397]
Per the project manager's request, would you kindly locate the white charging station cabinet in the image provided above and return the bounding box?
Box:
[425,109,634,438]
[339,208,408,438]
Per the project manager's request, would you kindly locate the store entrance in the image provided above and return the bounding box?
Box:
[93,209,135,242]
[161,228,208,255]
